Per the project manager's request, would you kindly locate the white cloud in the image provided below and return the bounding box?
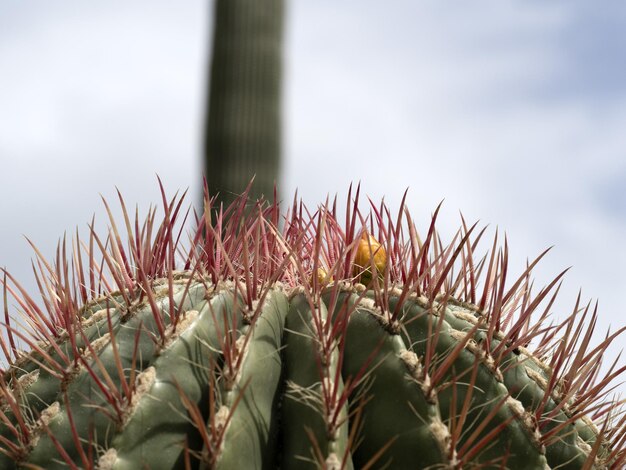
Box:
[0,1,207,278]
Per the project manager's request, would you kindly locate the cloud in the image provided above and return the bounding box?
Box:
[0,0,207,294]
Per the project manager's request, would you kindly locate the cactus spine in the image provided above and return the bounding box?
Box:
[0,183,624,469]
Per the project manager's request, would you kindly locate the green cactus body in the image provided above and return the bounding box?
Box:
[0,185,623,468]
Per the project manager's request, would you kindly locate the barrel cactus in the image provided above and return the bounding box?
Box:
[1,182,624,469]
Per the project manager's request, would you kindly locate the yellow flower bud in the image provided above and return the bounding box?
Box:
[313,267,333,286]
[354,232,386,283]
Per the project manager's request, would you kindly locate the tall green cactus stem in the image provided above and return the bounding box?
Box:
[204,0,283,209]
[0,184,625,468]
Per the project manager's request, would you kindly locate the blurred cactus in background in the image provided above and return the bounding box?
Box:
[204,0,284,209]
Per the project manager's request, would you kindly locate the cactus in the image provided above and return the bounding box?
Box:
[204,0,284,209]
[1,182,625,469]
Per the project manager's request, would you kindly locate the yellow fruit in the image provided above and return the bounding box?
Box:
[314,267,333,286]
[354,232,386,283]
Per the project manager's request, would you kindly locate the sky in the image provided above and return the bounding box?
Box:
[1,1,626,384]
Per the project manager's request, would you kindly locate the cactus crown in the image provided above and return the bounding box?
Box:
[1,180,625,468]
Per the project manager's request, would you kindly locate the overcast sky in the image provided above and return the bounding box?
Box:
[1,1,626,381]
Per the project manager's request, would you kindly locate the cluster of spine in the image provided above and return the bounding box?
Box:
[1,181,625,469]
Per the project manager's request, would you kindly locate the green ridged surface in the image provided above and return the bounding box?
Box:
[215,289,287,469]
[1,282,605,468]
[281,294,352,469]
[427,298,594,468]
[339,295,450,468]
